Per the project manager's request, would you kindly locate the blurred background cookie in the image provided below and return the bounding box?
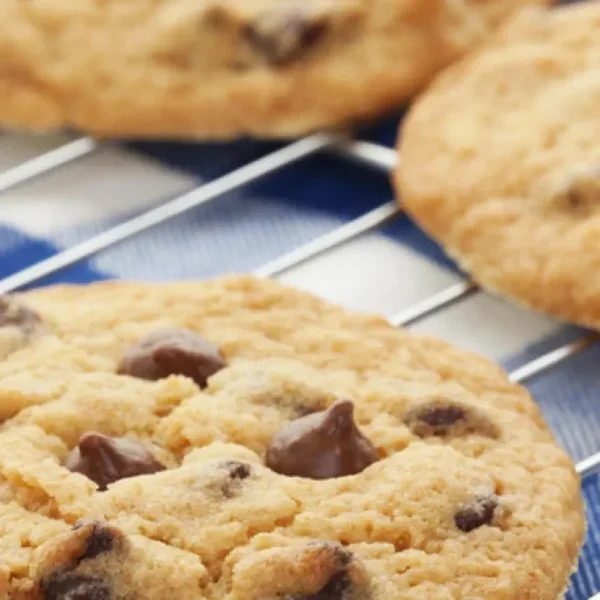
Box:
[0,0,553,140]
[396,1,600,329]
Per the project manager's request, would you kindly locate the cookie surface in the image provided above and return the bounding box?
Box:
[0,0,552,139]
[397,1,600,329]
[0,276,583,599]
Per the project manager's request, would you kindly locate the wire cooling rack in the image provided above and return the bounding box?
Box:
[1,132,599,598]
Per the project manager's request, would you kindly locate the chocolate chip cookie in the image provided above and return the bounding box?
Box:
[397,1,600,329]
[0,276,583,599]
[0,0,553,139]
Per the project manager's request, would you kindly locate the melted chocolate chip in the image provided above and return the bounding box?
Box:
[212,460,253,498]
[294,544,368,600]
[118,327,226,388]
[417,405,466,428]
[246,9,327,66]
[266,399,378,479]
[65,432,165,491]
[404,401,498,438]
[291,571,350,600]
[0,295,40,333]
[77,521,115,561]
[41,572,111,600]
[557,169,600,212]
[455,495,498,532]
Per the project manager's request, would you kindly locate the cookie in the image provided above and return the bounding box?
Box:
[397,1,600,329]
[0,276,583,599]
[0,0,553,140]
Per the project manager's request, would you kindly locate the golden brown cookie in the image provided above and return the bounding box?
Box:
[0,276,584,599]
[397,1,600,329]
[0,0,553,140]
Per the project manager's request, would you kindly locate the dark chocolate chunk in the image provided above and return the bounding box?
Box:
[0,295,40,333]
[65,432,165,491]
[455,495,498,532]
[41,572,111,600]
[404,401,498,438]
[245,9,327,66]
[118,327,226,388]
[266,399,378,479]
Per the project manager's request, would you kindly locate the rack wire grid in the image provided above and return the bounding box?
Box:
[1,129,599,598]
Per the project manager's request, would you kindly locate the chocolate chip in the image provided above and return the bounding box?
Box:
[220,460,252,480]
[455,495,498,532]
[0,295,40,334]
[266,399,378,479]
[556,168,600,211]
[209,460,253,498]
[290,570,350,600]
[35,522,123,600]
[303,546,352,600]
[245,9,327,66]
[118,327,226,388]
[41,573,111,600]
[416,405,466,428]
[293,543,369,600]
[65,432,165,491]
[74,521,115,561]
[404,401,498,438]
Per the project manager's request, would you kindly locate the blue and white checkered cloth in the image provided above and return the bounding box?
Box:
[0,117,598,596]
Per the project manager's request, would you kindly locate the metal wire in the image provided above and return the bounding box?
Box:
[334,140,489,329]
[335,140,486,329]
[335,140,600,410]
[390,280,478,327]
[509,335,600,478]
[255,201,401,278]
[0,137,97,194]
[0,134,331,294]
[577,451,600,478]
[510,334,600,384]
[334,139,398,172]
[253,138,401,277]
